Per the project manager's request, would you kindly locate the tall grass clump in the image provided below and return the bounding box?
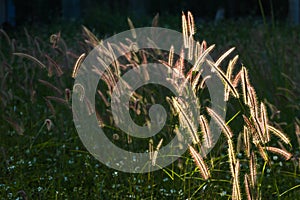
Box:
[0,11,299,199]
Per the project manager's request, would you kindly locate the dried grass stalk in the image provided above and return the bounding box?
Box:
[13,53,46,69]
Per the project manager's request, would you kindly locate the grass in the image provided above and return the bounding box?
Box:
[0,12,300,199]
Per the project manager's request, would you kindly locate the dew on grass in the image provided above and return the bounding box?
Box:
[220,190,227,196]
[273,155,278,161]
[37,186,43,192]
[7,192,12,198]
[7,165,15,171]
[68,159,74,164]
[112,171,118,177]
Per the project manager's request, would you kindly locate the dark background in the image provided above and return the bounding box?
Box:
[12,0,289,25]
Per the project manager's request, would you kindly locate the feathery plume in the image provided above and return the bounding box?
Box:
[168,45,174,67]
[44,119,53,131]
[149,139,153,160]
[188,145,210,180]
[13,53,46,69]
[224,55,239,101]
[243,126,251,158]
[199,75,211,89]
[199,115,212,147]
[127,18,136,39]
[152,13,159,27]
[38,79,63,95]
[241,66,249,105]
[72,53,86,78]
[265,146,292,160]
[228,138,237,166]
[257,144,269,162]
[182,12,188,48]
[192,44,215,72]
[187,11,195,35]
[244,174,252,200]
[207,59,239,98]
[152,139,163,166]
[232,69,241,88]
[207,107,233,139]
[267,125,290,145]
[188,35,194,60]
[248,86,259,118]
[232,159,241,200]
[249,152,257,187]
[215,47,235,67]
[253,115,265,144]
[260,102,270,142]
[172,97,199,144]
[194,41,201,61]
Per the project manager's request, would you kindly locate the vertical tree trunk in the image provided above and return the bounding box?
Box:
[289,0,300,24]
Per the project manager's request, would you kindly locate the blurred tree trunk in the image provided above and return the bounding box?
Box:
[289,0,300,24]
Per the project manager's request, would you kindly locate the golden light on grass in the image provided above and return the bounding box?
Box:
[225,55,239,101]
[172,97,200,144]
[72,53,86,78]
[232,159,241,200]
[267,125,290,145]
[207,59,239,98]
[260,102,270,142]
[188,145,210,180]
[152,139,163,166]
[207,107,233,139]
[249,152,257,187]
[265,146,292,160]
[182,12,188,48]
[199,115,212,147]
[243,126,251,158]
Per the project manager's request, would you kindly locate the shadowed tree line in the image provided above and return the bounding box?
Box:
[12,0,289,26]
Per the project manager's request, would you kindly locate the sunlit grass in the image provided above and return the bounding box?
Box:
[0,12,299,199]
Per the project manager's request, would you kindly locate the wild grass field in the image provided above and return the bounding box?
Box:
[0,12,300,199]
